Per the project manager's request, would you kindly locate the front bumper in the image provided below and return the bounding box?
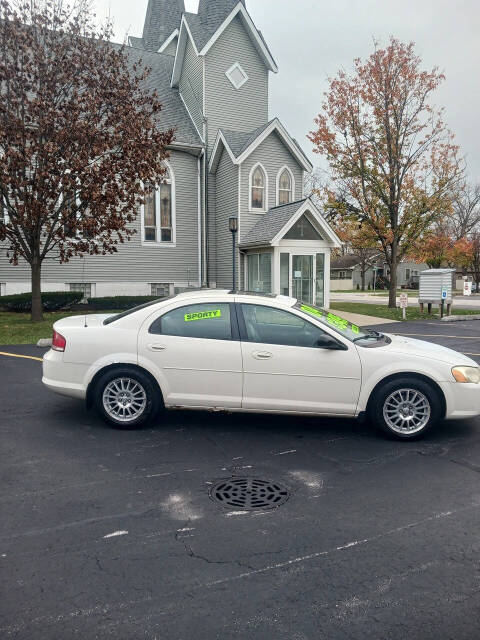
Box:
[443,381,480,420]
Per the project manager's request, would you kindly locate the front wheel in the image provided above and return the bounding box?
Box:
[369,378,442,440]
[94,367,159,429]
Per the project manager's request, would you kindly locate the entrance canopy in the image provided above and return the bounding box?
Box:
[239,197,341,249]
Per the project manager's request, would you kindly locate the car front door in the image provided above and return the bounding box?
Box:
[138,301,243,409]
[237,303,362,415]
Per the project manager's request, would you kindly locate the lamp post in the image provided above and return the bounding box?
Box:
[229,216,238,291]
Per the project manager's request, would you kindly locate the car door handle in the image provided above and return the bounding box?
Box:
[252,351,273,360]
[148,344,167,352]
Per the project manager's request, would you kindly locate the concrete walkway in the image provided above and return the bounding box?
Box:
[328,309,399,327]
[331,291,480,311]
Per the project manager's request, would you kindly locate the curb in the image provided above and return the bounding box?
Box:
[36,338,52,347]
[441,314,480,323]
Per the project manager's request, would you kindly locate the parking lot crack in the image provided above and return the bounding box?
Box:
[181,541,255,571]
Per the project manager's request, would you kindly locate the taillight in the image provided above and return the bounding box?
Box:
[52,330,66,352]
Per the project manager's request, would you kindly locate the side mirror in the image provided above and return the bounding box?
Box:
[315,334,348,351]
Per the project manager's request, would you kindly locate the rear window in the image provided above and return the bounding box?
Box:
[103,298,171,325]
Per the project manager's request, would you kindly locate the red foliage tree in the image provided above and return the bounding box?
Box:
[309,38,463,307]
[0,0,173,320]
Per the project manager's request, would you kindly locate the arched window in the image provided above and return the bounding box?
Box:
[159,167,173,242]
[143,164,174,244]
[277,168,293,205]
[251,164,266,211]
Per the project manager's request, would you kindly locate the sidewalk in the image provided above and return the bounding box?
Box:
[328,309,399,327]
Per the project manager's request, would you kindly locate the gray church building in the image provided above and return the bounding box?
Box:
[0,0,341,307]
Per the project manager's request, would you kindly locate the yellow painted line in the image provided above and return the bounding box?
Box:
[394,333,480,340]
[0,351,43,362]
[463,353,480,357]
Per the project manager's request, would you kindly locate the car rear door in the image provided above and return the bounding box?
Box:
[138,300,243,409]
[237,302,362,415]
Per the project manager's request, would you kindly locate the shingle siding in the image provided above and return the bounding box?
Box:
[0,150,200,288]
[239,131,304,242]
[214,149,238,289]
[204,15,268,152]
[179,36,204,138]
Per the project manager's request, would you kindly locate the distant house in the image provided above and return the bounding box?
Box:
[331,255,428,291]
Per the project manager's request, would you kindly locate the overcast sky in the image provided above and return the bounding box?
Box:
[93,0,480,183]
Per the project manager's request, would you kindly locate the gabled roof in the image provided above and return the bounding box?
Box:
[120,45,202,147]
[240,198,342,248]
[209,118,313,173]
[172,2,277,87]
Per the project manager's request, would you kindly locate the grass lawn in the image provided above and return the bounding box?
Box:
[0,310,117,345]
[330,302,480,322]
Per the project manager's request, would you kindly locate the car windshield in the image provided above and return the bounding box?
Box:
[103,298,171,325]
[295,302,381,343]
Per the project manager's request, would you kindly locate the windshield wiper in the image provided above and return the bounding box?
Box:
[352,330,383,343]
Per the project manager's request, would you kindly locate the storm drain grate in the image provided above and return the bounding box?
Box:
[210,477,290,510]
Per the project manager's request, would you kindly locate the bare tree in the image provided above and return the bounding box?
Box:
[451,182,480,240]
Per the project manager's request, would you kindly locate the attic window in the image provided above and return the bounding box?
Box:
[225,62,248,90]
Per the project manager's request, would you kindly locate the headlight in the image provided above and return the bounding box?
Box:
[452,366,480,384]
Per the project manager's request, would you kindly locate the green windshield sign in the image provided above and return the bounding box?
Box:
[300,305,360,335]
[184,309,222,323]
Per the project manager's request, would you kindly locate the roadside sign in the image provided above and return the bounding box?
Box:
[399,293,408,320]
[464,281,472,296]
[441,286,448,300]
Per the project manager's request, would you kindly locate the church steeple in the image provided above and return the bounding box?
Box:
[197,0,245,23]
[142,0,184,51]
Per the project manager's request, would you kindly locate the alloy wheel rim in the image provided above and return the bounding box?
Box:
[103,378,147,423]
[383,388,431,434]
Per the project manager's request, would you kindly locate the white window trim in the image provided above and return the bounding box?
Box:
[275,166,295,206]
[141,161,176,248]
[249,162,268,213]
[225,62,249,90]
[68,282,96,301]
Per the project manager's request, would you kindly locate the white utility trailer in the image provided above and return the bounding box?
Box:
[418,268,455,317]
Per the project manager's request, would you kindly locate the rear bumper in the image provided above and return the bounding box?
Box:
[442,381,480,420]
[42,349,87,400]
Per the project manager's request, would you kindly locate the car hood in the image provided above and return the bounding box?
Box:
[379,333,478,367]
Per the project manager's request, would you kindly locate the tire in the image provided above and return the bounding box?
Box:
[369,377,443,440]
[94,367,160,429]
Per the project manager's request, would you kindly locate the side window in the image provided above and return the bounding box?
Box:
[150,303,232,341]
[240,304,328,348]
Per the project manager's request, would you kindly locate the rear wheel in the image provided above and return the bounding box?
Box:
[369,377,442,440]
[94,367,159,429]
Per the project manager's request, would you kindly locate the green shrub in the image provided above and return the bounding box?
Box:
[0,291,83,312]
[86,295,162,311]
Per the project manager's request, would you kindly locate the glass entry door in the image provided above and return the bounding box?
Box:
[292,255,313,303]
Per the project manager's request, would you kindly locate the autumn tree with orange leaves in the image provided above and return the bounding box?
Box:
[309,38,463,307]
[0,0,173,321]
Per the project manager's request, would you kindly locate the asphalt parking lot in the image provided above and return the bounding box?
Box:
[1,320,480,639]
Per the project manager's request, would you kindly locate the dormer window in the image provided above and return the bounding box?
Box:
[225,62,248,90]
[250,164,267,211]
[277,168,294,205]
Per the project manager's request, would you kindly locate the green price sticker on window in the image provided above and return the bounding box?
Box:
[184,309,222,322]
[300,304,324,318]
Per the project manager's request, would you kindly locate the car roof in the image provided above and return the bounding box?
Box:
[173,289,297,307]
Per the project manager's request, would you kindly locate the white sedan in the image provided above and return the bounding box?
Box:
[43,290,480,440]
